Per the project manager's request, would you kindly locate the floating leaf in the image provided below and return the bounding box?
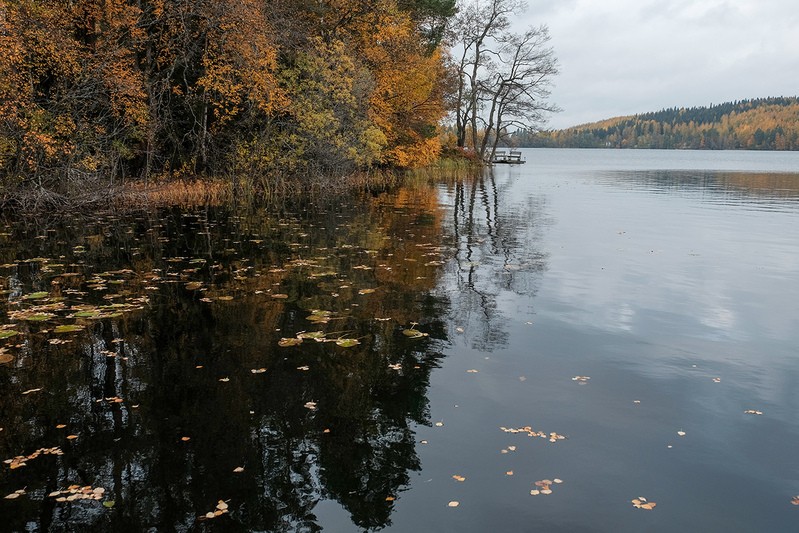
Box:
[23,292,49,300]
[632,497,657,510]
[0,330,20,340]
[447,501,459,507]
[233,467,244,473]
[307,310,333,324]
[743,410,763,415]
[357,288,376,295]
[278,337,303,347]
[402,329,428,339]
[103,500,115,508]
[185,282,203,290]
[0,351,13,365]
[21,388,42,395]
[54,324,84,333]
[304,401,317,410]
[250,368,267,374]
[452,475,466,482]
[297,331,326,340]
[335,338,360,348]
[791,495,799,506]
[677,430,686,437]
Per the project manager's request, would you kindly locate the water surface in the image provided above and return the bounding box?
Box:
[2,149,799,531]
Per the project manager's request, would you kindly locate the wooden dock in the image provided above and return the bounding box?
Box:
[490,150,525,164]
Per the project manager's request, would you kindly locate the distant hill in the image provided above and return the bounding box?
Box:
[511,97,799,150]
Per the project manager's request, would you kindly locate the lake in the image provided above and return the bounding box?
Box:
[2,149,799,531]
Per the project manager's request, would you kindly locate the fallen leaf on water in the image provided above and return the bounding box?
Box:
[447,501,459,507]
[402,328,428,339]
[233,467,244,473]
[743,410,763,415]
[250,368,267,374]
[452,475,466,482]
[22,388,42,395]
[335,338,360,348]
[434,421,444,427]
[385,496,395,501]
[4,489,25,499]
[572,376,590,383]
[304,401,317,410]
[297,365,309,371]
[677,430,686,437]
[358,288,376,295]
[218,377,230,382]
[466,369,478,373]
[791,495,799,505]
[530,490,540,496]
[632,497,657,510]
[506,471,514,476]
[54,324,84,333]
[712,377,721,383]
[66,435,78,440]
[181,436,191,442]
[278,337,303,347]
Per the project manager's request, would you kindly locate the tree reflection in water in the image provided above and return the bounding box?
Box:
[0,186,450,531]
[441,169,549,351]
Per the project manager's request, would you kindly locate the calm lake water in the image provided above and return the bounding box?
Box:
[2,149,799,531]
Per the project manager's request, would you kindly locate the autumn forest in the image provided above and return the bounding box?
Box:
[517,97,799,150]
[0,0,457,192]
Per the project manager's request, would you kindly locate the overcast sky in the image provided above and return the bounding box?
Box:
[516,0,799,129]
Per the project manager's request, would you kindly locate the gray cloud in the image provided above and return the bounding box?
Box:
[516,0,799,128]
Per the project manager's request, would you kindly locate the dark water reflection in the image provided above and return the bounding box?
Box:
[0,187,454,531]
[3,149,799,532]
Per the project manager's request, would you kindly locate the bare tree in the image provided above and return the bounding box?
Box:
[448,0,558,160]
[479,26,559,160]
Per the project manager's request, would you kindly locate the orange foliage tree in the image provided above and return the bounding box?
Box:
[0,0,453,190]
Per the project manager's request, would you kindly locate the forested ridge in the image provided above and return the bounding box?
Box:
[513,97,799,150]
[0,0,456,192]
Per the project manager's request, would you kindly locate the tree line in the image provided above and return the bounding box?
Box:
[0,0,457,191]
[1,0,563,196]
[513,97,799,150]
